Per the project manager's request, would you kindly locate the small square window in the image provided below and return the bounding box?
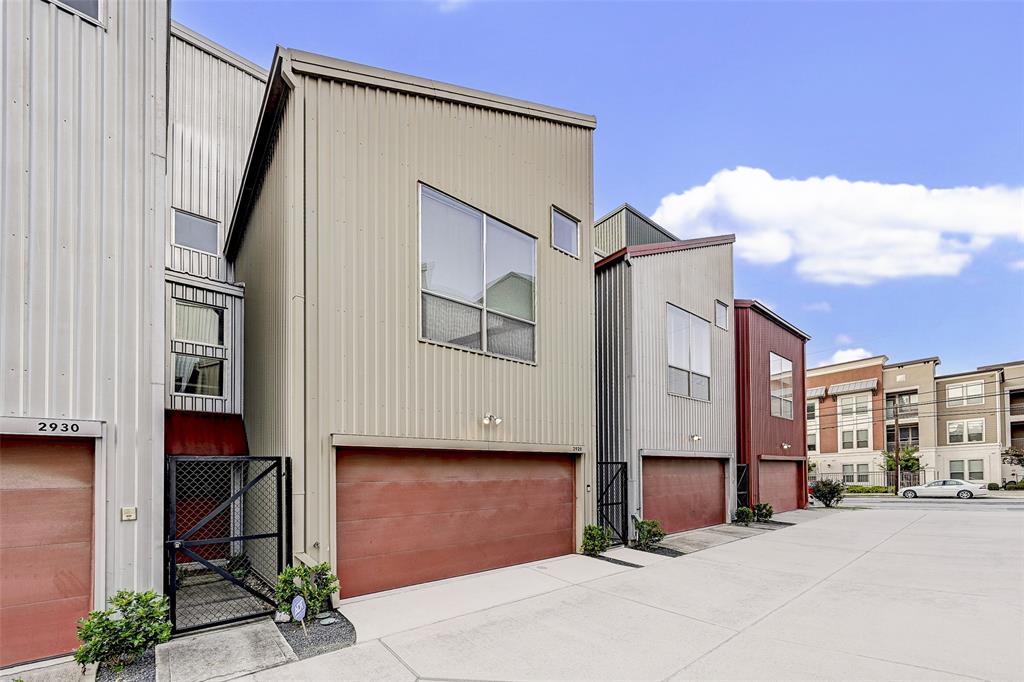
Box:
[551,207,579,257]
[807,433,817,452]
[174,210,220,254]
[715,301,729,330]
[53,0,100,21]
[174,302,224,346]
[173,354,224,397]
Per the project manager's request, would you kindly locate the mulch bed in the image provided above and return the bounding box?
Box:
[276,611,357,660]
[97,650,156,682]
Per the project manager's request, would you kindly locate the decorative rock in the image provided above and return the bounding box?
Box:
[315,611,333,619]
[318,617,339,625]
[274,611,292,623]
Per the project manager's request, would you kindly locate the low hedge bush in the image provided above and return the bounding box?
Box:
[581,524,612,555]
[810,479,846,508]
[74,590,171,671]
[844,485,889,494]
[734,506,754,526]
[1005,482,1019,490]
[633,518,666,551]
[275,562,339,622]
[987,483,1000,490]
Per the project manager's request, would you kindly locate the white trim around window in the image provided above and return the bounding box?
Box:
[946,418,985,445]
[173,208,222,256]
[551,206,580,258]
[46,0,104,26]
[715,300,729,330]
[945,380,984,407]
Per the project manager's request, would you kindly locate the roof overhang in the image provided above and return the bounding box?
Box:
[595,233,736,270]
[806,386,826,400]
[828,378,878,396]
[734,299,811,341]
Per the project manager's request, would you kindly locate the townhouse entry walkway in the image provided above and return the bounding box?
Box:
[224,507,1020,681]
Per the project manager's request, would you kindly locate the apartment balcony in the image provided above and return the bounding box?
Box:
[1011,438,1024,451]
[1009,397,1024,421]
[885,439,920,453]
[884,405,919,421]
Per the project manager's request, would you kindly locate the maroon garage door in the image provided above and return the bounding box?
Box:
[759,460,802,513]
[0,437,94,667]
[336,449,575,598]
[642,457,726,534]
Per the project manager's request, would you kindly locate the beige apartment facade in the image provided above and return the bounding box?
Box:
[228,49,597,598]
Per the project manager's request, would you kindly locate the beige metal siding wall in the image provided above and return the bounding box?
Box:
[168,29,266,281]
[1,0,168,594]
[630,246,736,456]
[595,260,632,465]
[299,75,596,559]
[594,209,625,254]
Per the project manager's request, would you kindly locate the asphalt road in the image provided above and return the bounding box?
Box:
[838,494,1024,511]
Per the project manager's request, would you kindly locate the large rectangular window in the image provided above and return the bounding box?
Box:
[886,424,919,451]
[947,419,984,444]
[174,210,220,254]
[968,459,984,480]
[841,430,854,450]
[842,464,854,483]
[949,460,965,479]
[667,304,712,401]
[886,391,919,419]
[173,354,224,396]
[807,432,817,452]
[856,463,869,483]
[715,300,729,330]
[806,401,817,421]
[839,394,870,416]
[420,185,536,362]
[770,352,793,419]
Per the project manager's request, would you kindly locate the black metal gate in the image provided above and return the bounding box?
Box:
[736,463,750,508]
[597,462,629,545]
[164,456,291,633]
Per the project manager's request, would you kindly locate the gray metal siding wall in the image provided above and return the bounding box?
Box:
[594,208,626,254]
[625,210,675,246]
[167,28,266,281]
[1,0,168,595]
[165,281,244,412]
[629,246,736,456]
[595,260,632,465]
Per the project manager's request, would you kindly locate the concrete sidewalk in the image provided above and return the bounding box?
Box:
[229,507,1021,681]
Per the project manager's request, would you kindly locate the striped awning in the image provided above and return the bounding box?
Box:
[806,386,826,399]
[828,378,878,396]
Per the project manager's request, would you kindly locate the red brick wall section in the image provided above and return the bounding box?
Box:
[806,363,884,455]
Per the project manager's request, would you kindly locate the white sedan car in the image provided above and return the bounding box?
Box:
[899,479,989,499]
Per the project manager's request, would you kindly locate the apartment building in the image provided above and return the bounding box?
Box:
[595,206,737,539]
[805,356,886,484]
[808,355,1024,485]
[734,300,810,513]
[227,48,597,598]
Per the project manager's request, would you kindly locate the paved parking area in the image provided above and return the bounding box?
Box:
[236,508,1023,681]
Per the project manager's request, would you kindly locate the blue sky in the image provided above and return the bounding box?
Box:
[174,0,1024,373]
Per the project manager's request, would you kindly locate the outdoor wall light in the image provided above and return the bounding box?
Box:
[690,434,702,442]
[482,413,503,426]
[782,443,792,450]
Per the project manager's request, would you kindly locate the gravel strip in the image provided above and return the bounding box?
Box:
[97,649,156,682]
[277,611,356,660]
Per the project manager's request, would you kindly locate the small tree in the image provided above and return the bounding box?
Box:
[880,445,921,473]
[810,479,845,508]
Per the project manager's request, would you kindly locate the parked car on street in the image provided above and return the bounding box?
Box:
[899,479,989,499]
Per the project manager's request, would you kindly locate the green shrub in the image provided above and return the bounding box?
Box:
[845,485,889,494]
[734,506,754,526]
[752,503,774,522]
[1006,482,1018,490]
[74,590,171,671]
[633,518,666,551]
[810,479,846,508]
[987,482,1000,490]
[581,524,612,555]
[275,562,339,622]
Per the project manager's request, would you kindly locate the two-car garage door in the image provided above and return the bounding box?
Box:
[641,457,726,534]
[336,449,575,598]
[0,437,94,667]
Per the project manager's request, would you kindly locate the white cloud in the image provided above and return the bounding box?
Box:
[818,348,873,367]
[651,167,1024,286]
[834,333,853,345]
[1010,259,1024,271]
[804,301,831,313]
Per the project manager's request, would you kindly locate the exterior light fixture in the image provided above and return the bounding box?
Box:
[482,413,503,426]
[690,434,702,442]
[782,443,792,450]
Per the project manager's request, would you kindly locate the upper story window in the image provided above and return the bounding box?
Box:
[666,304,712,401]
[174,302,225,346]
[174,210,220,255]
[769,352,793,419]
[419,185,536,363]
[715,301,729,330]
[839,394,870,416]
[551,207,579,258]
[807,432,817,452]
[806,401,817,421]
[885,391,919,419]
[52,0,100,21]
[946,380,984,407]
[947,419,984,444]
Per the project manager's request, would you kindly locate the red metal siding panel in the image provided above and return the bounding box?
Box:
[336,449,575,598]
[164,409,250,456]
[641,457,726,533]
[758,460,802,512]
[735,305,808,508]
[0,437,94,667]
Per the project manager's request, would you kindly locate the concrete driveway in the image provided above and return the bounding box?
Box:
[236,508,1023,681]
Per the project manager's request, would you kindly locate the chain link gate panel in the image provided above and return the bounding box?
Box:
[597,462,629,545]
[165,456,290,633]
